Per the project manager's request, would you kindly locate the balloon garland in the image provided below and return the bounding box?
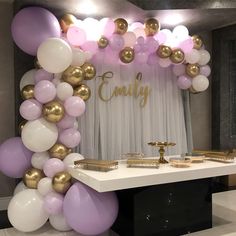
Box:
[0,6,211,235]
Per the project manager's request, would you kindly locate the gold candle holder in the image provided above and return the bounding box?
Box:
[148,141,176,164]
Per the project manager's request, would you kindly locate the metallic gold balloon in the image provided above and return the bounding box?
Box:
[49,143,70,160]
[144,18,160,36]
[82,63,96,80]
[74,84,91,101]
[21,84,34,100]
[114,18,128,35]
[43,101,65,123]
[34,58,42,69]
[186,63,200,77]
[60,14,77,33]
[157,45,172,58]
[119,47,135,64]
[23,168,45,189]
[192,35,203,50]
[170,49,185,64]
[189,86,200,94]
[52,171,72,194]
[98,36,109,49]
[19,120,27,135]
[62,66,84,87]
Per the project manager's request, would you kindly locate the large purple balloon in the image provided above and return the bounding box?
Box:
[63,182,118,235]
[11,7,61,55]
[0,137,32,178]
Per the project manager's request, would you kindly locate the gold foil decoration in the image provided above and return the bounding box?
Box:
[42,101,65,123]
[19,120,27,135]
[52,171,72,194]
[170,49,185,64]
[23,168,45,189]
[157,45,172,58]
[21,84,34,100]
[34,58,42,69]
[49,143,70,160]
[119,47,135,64]
[82,63,96,80]
[114,18,128,35]
[192,35,203,50]
[127,158,159,168]
[144,18,160,36]
[186,63,200,77]
[98,36,109,49]
[60,14,77,33]
[74,84,91,101]
[62,66,84,87]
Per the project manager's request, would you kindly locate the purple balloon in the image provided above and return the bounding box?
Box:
[173,64,186,76]
[145,37,159,53]
[34,69,53,84]
[63,182,118,235]
[19,99,42,121]
[44,192,64,215]
[64,96,85,117]
[135,52,148,64]
[133,44,142,53]
[154,31,167,45]
[147,53,159,66]
[179,37,194,53]
[57,114,76,130]
[43,158,65,178]
[177,75,192,89]
[137,36,145,45]
[81,41,98,55]
[200,65,211,77]
[109,34,125,51]
[0,137,32,178]
[11,7,61,55]
[34,80,56,104]
[59,128,81,148]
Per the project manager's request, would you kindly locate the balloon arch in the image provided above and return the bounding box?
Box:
[0,6,210,235]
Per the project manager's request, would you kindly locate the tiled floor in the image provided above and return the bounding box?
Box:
[1,190,236,236]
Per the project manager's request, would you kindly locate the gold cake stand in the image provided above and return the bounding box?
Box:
[148,141,176,164]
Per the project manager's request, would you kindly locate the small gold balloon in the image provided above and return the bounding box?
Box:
[114,18,128,35]
[157,45,172,58]
[186,63,200,77]
[19,120,27,135]
[98,36,109,49]
[52,171,72,194]
[43,101,65,123]
[74,84,91,101]
[189,86,200,94]
[192,35,203,50]
[49,143,70,160]
[119,47,135,64]
[62,66,84,87]
[34,58,42,69]
[170,49,185,64]
[82,63,96,80]
[23,168,45,189]
[21,84,34,100]
[144,18,160,36]
[60,14,77,33]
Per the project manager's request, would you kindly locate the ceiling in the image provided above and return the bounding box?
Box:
[14,0,236,34]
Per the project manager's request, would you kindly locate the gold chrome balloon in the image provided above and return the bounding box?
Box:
[170,49,185,64]
[21,84,34,100]
[119,47,135,64]
[157,45,172,58]
[82,63,96,80]
[62,66,84,87]
[144,18,160,36]
[114,18,128,35]
[42,101,65,123]
[19,120,27,135]
[23,168,45,189]
[52,171,72,194]
[60,14,77,33]
[34,58,42,69]
[186,63,200,77]
[49,143,70,160]
[74,84,91,101]
[192,35,203,50]
[98,36,109,49]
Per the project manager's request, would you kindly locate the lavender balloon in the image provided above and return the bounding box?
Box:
[64,96,85,117]
[200,65,211,77]
[179,37,194,53]
[43,158,65,178]
[19,99,42,121]
[11,7,61,55]
[57,114,76,130]
[59,128,81,148]
[34,69,53,84]
[44,192,64,215]
[109,34,125,51]
[0,137,32,178]
[147,53,159,66]
[177,75,192,89]
[145,37,159,53]
[135,52,148,64]
[173,64,185,76]
[63,182,118,235]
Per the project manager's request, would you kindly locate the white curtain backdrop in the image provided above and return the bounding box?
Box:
[77,51,188,160]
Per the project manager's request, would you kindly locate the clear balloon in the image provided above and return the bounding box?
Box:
[192,75,209,92]
[56,82,73,101]
[34,69,53,84]
[31,152,50,170]
[14,181,28,196]
[38,177,54,196]
[198,49,211,65]
[49,213,72,232]
[177,75,192,89]
[8,189,49,232]
[64,96,86,117]
[67,26,86,46]
[59,128,81,148]
[43,158,65,178]
[63,153,84,169]
[185,49,200,64]
[44,192,64,215]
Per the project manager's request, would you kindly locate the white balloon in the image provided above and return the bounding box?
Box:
[22,118,58,152]
[123,32,136,47]
[38,177,53,196]
[71,48,86,66]
[198,49,211,66]
[192,75,209,92]
[56,82,73,101]
[20,69,36,90]
[49,213,72,232]
[31,152,50,170]
[172,25,189,41]
[8,189,49,232]
[14,181,28,195]
[63,153,84,169]
[37,38,72,73]
[185,49,200,64]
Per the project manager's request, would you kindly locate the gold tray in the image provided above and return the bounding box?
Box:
[127,158,159,168]
[169,158,192,168]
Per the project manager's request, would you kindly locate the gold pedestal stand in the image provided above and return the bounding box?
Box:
[148,142,176,164]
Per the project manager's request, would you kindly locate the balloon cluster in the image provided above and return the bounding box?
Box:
[0,7,118,235]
